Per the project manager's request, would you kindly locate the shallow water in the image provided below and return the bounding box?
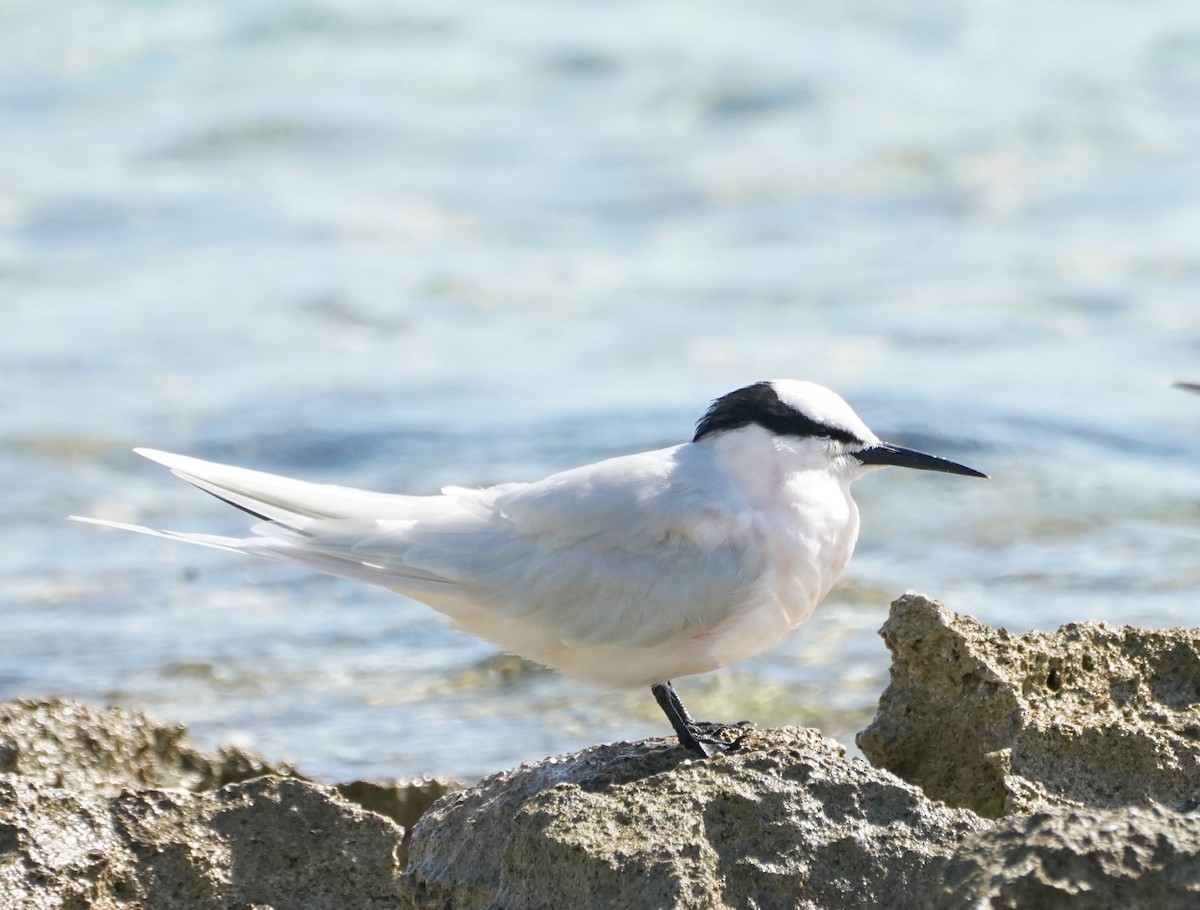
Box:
[4,0,1200,780]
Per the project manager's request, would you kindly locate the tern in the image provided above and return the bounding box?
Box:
[75,380,987,756]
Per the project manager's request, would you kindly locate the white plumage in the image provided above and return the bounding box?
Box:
[75,379,985,755]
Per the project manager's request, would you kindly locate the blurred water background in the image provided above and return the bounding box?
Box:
[4,0,1200,781]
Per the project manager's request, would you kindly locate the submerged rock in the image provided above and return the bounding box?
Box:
[857,593,1200,817]
[405,726,984,910]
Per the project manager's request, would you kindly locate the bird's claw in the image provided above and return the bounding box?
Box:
[678,721,754,757]
[690,719,753,734]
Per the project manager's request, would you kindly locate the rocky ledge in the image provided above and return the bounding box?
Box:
[4,594,1200,909]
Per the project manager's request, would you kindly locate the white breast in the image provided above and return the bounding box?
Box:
[520,433,863,688]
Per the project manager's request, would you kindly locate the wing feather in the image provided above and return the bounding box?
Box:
[84,445,763,655]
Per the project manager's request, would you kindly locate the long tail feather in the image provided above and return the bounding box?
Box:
[68,516,246,553]
[69,515,453,592]
[72,449,514,599]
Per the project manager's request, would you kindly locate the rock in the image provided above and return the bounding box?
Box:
[14,587,1200,910]
[934,804,1200,909]
[0,698,431,909]
[0,697,453,846]
[0,697,297,793]
[857,593,1200,817]
[405,725,984,910]
[0,775,406,910]
[335,776,463,868]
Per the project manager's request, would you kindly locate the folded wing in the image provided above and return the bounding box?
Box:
[75,446,762,660]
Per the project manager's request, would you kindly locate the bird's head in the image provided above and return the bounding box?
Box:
[693,380,987,481]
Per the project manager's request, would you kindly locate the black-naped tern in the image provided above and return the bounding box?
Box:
[75,380,987,756]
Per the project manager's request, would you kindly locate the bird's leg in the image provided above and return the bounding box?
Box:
[657,680,753,734]
[650,681,748,757]
[652,681,710,756]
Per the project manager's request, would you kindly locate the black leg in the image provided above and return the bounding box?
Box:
[650,680,750,757]
[651,681,705,755]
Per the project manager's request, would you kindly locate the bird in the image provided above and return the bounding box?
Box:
[74,380,987,756]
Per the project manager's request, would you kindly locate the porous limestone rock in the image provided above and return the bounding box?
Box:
[14,588,1200,910]
[0,697,294,792]
[933,803,1200,909]
[857,593,1200,817]
[0,698,429,908]
[336,776,462,868]
[0,775,406,910]
[405,725,984,910]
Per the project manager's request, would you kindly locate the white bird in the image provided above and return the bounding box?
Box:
[74,380,987,756]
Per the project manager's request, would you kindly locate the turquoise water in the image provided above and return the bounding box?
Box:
[4,0,1200,780]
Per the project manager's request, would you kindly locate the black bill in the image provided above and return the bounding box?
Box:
[855,443,988,478]
[1174,381,1200,395]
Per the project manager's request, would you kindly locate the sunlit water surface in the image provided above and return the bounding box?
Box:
[4,0,1200,780]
